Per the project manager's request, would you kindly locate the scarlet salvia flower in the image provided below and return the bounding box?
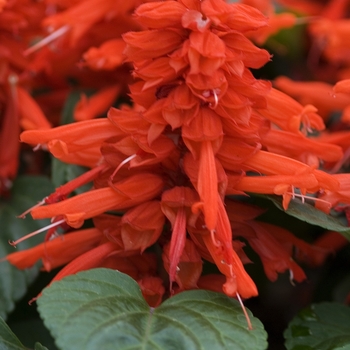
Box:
[161,186,200,292]
[333,79,350,94]
[261,128,343,167]
[81,39,127,71]
[73,85,121,121]
[241,0,297,45]
[0,74,20,189]
[233,220,307,283]
[4,0,350,326]
[0,1,62,194]
[274,76,350,121]
[31,173,164,228]
[41,0,140,48]
[121,201,165,252]
[3,228,103,271]
[162,239,203,293]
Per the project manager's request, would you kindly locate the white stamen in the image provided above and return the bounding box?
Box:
[210,89,219,109]
[109,154,137,184]
[17,198,47,219]
[210,229,221,247]
[8,219,65,247]
[33,144,43,151]
[289,269,295,286]
[24,25,70,56]
[286,190,331,207]
[236,292,253,331]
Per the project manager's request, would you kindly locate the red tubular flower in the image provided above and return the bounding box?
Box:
[4,228,103,271]
[20,118,124,149]
[316,173,350,212]
[42,0,139,47]
[133,2,185,28]
[124,30,186,61]
[48,241,121,284]
[233,220,306,283]
[257,88,325,134]
[163,239,203,293]
[20,118,126,167]
[181,108,224,231]
[17,87,52,130]
[333,79,350,94]
[228,172,320,210]
[161,186,200,291]
[81,39,126,71]
[73,85,121,121]
[261,129,343,167]
[0,76,20,187]
[226,200,318,283]
[194,140,219,231]
[31,173,164,228]
[274,76,350,121]
[261,223,334,268]
[201,0,268,31]
[188,197,258,299]
[121,201,165,252]
[218,138,339,192]
[138,276,165,307]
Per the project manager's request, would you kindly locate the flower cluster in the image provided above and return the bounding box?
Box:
[2,0,350,323]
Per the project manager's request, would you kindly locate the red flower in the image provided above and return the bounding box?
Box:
[5,0,350,319]
[31,173,164,228]
[4,228,103,271]
[121,201,165,252]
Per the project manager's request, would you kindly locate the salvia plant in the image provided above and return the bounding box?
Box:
[1,0,350,349]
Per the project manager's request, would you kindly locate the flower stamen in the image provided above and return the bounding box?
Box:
[8,219,65,247]
[286,189,332,207]
[236,292,253,331]
[289,268,295,286]
[108,154,137,187]
[24,25,70,56]
[210,89,219,109]
[18,198,47,219]
[210,229,221,247]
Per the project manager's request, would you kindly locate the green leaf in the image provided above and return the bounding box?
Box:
[0,315,26,350]
[267,195,350,240]
[284,302,350,350]
[37,268,267,350]
[0,176,54,319]
[333,275,350,304]
[0,315,49,350]
[34,342,49,350]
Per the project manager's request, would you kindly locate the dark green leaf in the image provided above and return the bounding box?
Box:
[0,315,26,350]
[0,176,54,319]
[38,268,267,350]
[333,276,350,304]
[267,195,350,240]
[285,302,350,350]
[34,342,49,350]
[8,316,57,350]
